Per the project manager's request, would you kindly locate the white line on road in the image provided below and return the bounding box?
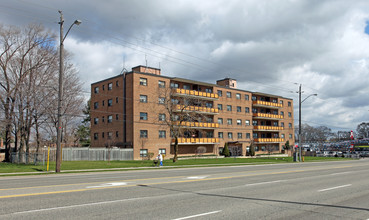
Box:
[318,184,352,192]
[329,171,352,176]
[172,210,222,220]
[245,180,285,186]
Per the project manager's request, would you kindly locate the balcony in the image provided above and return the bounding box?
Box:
[173,121,219,129]
[253,113,283,120]
[253,126,284,131]
[172,88,219,100]
[172,138,220,145]
[253,100,282,108]
[174,105,219,115]
[254,138,284,143]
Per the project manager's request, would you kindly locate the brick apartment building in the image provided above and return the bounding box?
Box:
[90,65,295,160]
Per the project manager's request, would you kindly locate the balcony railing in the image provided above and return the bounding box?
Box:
[173,121,219,128]
[173,88,219,100]
[172,138,220,144]
[253,113,283,119]
[254,138,285,143]
[253,100,282,108]
[253,126,284,131]
[175,105,219,114]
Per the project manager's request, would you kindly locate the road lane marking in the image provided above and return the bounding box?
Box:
[186,176,208,180]
[245,180,285,186]
[86,182,127,188]
[329,171,352,176]
[318,184,352,192]
[172,210,222,220]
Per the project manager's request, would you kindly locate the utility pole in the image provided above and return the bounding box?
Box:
[298,84,302,162]
[56,11,81,173]
[56,11,64,173]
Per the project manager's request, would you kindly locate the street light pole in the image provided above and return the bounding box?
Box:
[297,84,317,162]
[56,11,81,173]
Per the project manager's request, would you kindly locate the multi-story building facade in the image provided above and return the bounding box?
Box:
[90,65,295,160]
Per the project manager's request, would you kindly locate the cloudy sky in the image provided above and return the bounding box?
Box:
[1,0,369,132]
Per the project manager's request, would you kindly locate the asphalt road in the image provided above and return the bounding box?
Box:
[0,159,369,220]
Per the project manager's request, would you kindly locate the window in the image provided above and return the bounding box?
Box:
[116,114,119,120]
[237,106,241,112]
[228,132,233,139]
[289,123,292,128]
[102,100,105,106]
[218,90,223,97]
[236,93,241,99]
[217,104,223,110]
[159,130,166,138]
[94,87,99,94]
[205,102,213,108]
[107,132,112,139]
[102,116,105,123]
[108,99,112,106]
[116,81,119,87]
[245,107,250,113]
[140,130,148,138]
[227,119,232,125]
[253,133,258,138]
[281,134,285,139]
[280,111,284,116]
[226,91,231,98]
[116,97,119,103]
[140,95,147,103]
[94,133,98,140]
[288,101,291,106]
[252,96,257,101]
[108,115,113,123]
[108,83,112,90]
[140,78,147,86]
[205,88,213,93]
[245,120,250,126]
[218,118,223,124]
[238,133,242,139]
[246,133,250,139]
[159,148,166,155]
[227,105,232,111]
[158,97,165,104]
[236,119,242,125]
[252,108,257,113]
[245,95,249,100]
[289,134,293,139]
[280,100,283,105]
[158,80,165,88]
[94,118,98,125]
[170,82,179,88]
[159,113,166,121]
[183,84,191,90]
[140,112,148,120]
[288,112,292,117]
[94,102,98,109]
[281,122,284,127]
[102,85,105,90]
[140,149,148,157]
[102,132,105,138]
[116,131,119,137]
[218,132,224,138]
[252,120,257,126]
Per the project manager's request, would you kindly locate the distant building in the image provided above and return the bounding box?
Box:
[90,65,295,160]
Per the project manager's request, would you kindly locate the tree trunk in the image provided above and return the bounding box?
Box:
[173,137,178,162]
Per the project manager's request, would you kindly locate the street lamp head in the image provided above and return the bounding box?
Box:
[74,20,82,25]
[313,94,318,96]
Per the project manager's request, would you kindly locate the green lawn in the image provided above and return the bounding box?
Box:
[0,156,353,174]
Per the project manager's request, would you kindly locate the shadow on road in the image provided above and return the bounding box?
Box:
[137,184,369,212]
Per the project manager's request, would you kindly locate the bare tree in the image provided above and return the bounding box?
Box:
[356,122,369,139]
[158,86,212,162]
[0,24,56,162]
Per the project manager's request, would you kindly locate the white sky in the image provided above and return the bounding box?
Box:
[1,0,369,131]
